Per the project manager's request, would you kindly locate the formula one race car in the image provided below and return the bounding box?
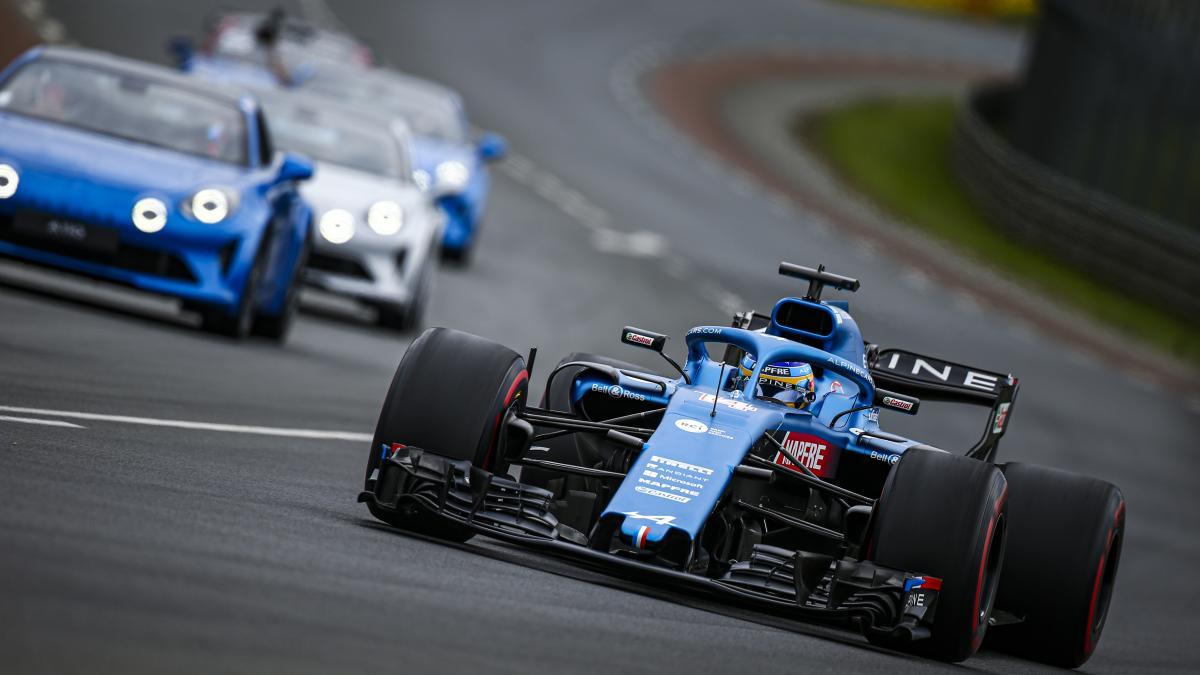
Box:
[359,262,1125,666]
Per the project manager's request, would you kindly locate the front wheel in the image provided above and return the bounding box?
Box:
[985,463,1125,668]
[365,327,528,541]
[198,241,264,339]
[376,262,432,332]
[253,234,309,343]
[865,449,1008,662]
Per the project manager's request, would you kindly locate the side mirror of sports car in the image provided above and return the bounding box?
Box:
[476,132,507,162]
[167,36,194,67]
[277,152,315,183]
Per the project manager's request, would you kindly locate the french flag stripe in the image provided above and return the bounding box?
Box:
[636,525,650,549]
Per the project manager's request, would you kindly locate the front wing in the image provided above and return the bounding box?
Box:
[359,447,942,643]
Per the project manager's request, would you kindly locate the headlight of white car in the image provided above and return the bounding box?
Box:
[0,164,18,199]
[186,188,235,224]
[434,160,469,192]
[132,197,168,233]
[367,200,403,236]
[319,208,355,244]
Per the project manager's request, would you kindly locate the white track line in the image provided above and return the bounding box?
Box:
[0,415,85,428]
[0,406,371,442]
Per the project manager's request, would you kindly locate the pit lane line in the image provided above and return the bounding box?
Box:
[0,405,371,441]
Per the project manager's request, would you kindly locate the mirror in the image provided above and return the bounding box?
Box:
[476,132,507,162]
[621,326,667,352]
[277,152,315,182]
[167,36,194,67]
[622,326,689,384]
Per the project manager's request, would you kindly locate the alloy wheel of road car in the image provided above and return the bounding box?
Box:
[376,265,431,333]
[252,232,310,343]
[364,327,528,541]
[199,238,268,340]
[985,463,1126,668]
[865,448,1008,662]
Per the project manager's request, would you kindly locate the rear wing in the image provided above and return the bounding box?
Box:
[867,346,1019,463]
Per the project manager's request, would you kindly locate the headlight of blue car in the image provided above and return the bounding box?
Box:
[434,160,469,193]
[182,187,238,224]
[0,163,18,199]
[132,197,168,233]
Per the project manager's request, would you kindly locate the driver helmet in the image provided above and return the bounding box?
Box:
[738,355,815,408]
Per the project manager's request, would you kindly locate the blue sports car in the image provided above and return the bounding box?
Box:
[360,262,1126,667]
[0,46,315,341]
[174,35,505,263]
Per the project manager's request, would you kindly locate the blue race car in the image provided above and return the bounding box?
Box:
[0,46,314,340]
[360,262,1126,667]
[174,41,505,263]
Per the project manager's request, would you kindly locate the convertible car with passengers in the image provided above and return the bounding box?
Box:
[0,46,314,340]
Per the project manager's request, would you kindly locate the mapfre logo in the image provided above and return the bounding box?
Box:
[774,432,839,478]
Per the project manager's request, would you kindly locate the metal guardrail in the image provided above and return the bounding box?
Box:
[1008,0,1200,231]
[952,84,1200,325]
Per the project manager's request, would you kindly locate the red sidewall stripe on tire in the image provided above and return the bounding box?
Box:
[971,486,1007,651]
[1083,500,1125,656]
[482,369,529,471]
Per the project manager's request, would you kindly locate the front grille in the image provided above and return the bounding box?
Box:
[309,251,372,280]
[0,212,196,282]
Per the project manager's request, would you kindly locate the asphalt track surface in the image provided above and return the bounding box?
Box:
[2,1,1198,673]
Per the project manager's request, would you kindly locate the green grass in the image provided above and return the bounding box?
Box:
[803,97,1200,366]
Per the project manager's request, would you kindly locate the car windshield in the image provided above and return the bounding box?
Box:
[302,73,465,144]
[262,99,400,178]
[0,58,247,165]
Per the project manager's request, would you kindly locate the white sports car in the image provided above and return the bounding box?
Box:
[258,91,442,330]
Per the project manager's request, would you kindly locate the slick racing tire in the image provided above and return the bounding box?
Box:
[985,463,1125,668]
[523,352,651,490]
[252,232,309,343]
[365,327,528,541]
[865,448,1008,662]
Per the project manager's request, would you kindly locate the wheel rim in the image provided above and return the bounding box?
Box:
[1085,504,1124,654]
[972,511,1006,649]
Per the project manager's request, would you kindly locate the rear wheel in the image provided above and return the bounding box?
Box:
[365,327,528,541]
[865,449,1008,662]
[985,463,1125,668]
